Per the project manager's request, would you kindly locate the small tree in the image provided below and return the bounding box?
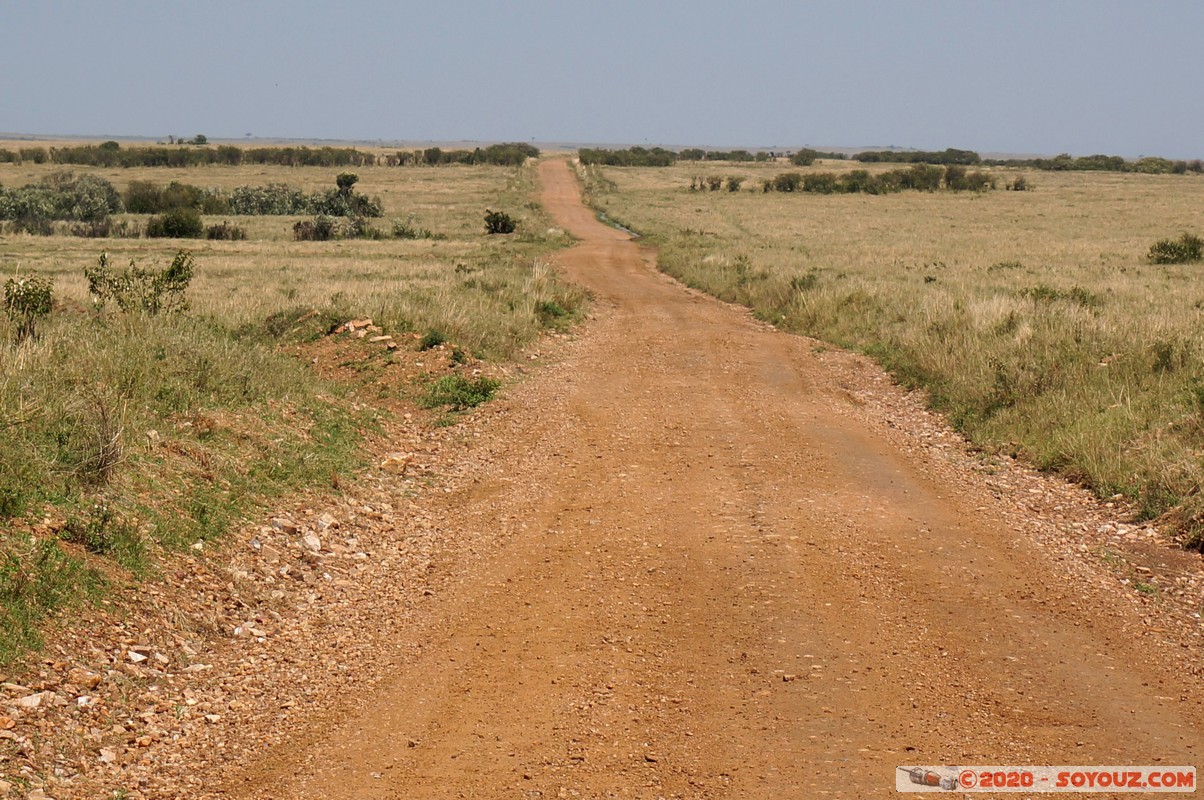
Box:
[3,275,53,343]
[484,209,516,235]
[146,207,204,238]
[336,173,359,195]
[85,250,194,314]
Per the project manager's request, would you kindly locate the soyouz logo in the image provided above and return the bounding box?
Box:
[897,766,1196,793]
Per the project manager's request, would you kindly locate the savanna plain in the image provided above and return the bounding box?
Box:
[0,146,1202,799]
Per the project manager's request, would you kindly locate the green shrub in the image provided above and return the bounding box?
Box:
[0,172,121,223]
[146,207,203,238]
[535,299,570,328]
[419,329,446,350]
[392,218,436,239]
[772,172,804,192]
[1148,233,1203,264]
[344,216,386,240]
[19,147,48,164]
[84,250,194,314]
[802,173,839,193]
[231,183,309,215]
[206,221,247,240]
[484,209,517,234]
[946,166,996,192]
[70,218,115,238]
[60,504,146,570]
[124,180,163,213]
[8,216,55,235]
[725,177,744,192]
[420,374,500,410]
[578,147,675,167]
[293,215,337,241]
[3,275,54,343]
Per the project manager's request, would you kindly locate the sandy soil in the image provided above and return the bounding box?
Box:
[217,161,1203,798]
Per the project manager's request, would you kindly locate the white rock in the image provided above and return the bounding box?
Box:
[14,693,44,709]
[302,532,322,553]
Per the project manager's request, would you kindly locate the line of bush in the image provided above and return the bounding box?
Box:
[985,154,1204,175]
[854,148,983,165]
[678,149,760,162]
[578,147,677,167]
[414,143,540,166]
[0,141,541,169]
[0,172,382,235]
[759,165,996,194]
[789,148,849,166]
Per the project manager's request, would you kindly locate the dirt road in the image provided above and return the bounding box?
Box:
[225,160,1203,798]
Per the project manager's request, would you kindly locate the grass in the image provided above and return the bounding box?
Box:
[0,153,584,664]
[580,158,1204,546]
[420,374,502,411]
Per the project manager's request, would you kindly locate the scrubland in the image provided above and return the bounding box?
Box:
[0,153,582,661]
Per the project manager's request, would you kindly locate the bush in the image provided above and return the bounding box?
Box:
[71,218,115,238]
[84,250,194,314]
[725,177,744,192]
[3,275,54,343]
[231,183,309,215]
[344,216,386,240]
[484,209,516,235]
[0,172,121,223]
[578,147,675,167]
[1148,233,1204,264]
[420,374,500,411]
[206,221,247,240]
[392,218,436,239]
[293,216,337,241]
[124,180,163,213]
[1007,176,1033,191]
[419,329,446,350]
[772,173,804,192]
[802,172,839,194]
[8,216,55,236]
[146,207,203,238]
[230,177,381,217]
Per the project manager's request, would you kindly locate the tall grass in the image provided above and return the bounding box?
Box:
[582,160,1204,545]
[0,158,583,662]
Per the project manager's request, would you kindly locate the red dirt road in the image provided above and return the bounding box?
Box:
[225,160,1203,798]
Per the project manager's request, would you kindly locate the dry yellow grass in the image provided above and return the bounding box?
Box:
[583,159,1204,542]
[1,160,578,353]
[0,156,583,661]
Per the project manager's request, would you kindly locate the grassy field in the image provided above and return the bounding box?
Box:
[581,159,1204,544]
[0,153,583,662]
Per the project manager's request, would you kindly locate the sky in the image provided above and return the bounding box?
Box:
[2,0,1202,158]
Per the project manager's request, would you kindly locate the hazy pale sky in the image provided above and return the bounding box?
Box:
[2,0,1202,157]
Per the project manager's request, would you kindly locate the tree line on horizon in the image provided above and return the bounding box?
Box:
[579,146,1204,175]
[0,141,540,169]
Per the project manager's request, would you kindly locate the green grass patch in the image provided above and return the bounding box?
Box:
[421,374,501,411]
